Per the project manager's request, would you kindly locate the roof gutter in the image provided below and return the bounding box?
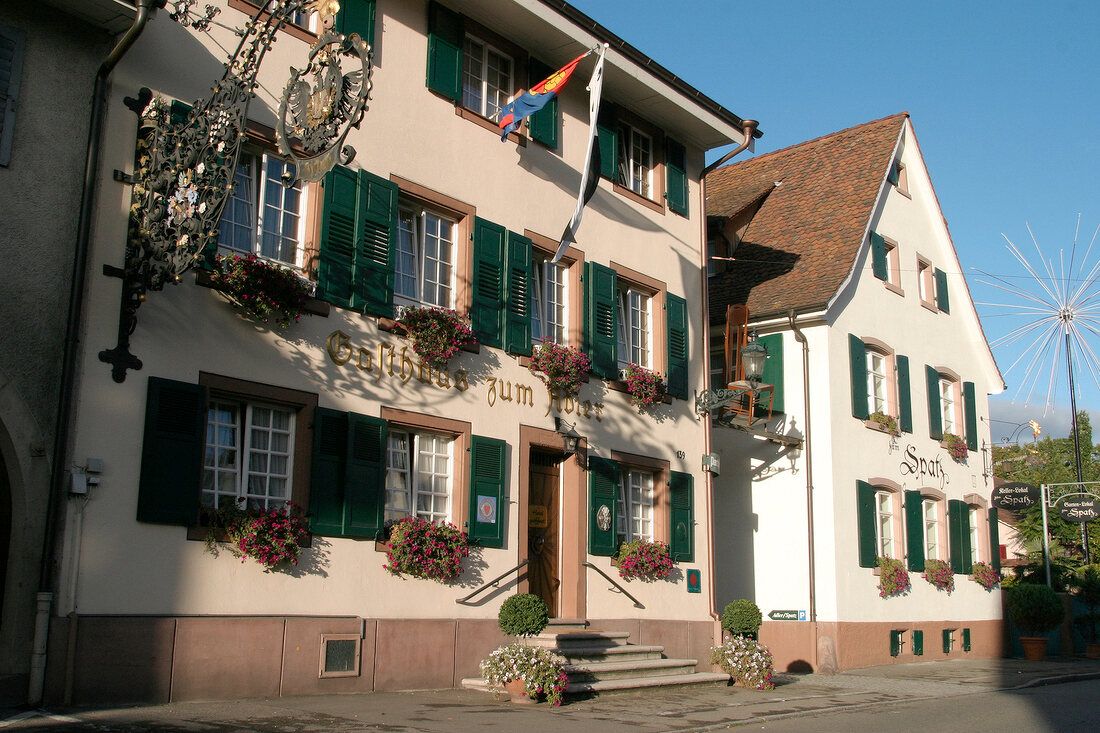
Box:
[701,119,760,177]
[30,0,162,706]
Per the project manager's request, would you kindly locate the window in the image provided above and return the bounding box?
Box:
[884,240,900,288]
[889,160,908,195]
[867,349,890,415]
[463,35,513,120]
[917,257,934,305]
[923,499,940,560]
[616,123,654,199]
[939,377,958,434]
[532,253,568,346]
[218,149,304,267]
[384,429,454,524]
[395,204,456,309]
[616,468,655,543]
[968,506,980,564]
[875,490,895,558]
[617,286,652,369]
[203,399,295,512]
[265,1,312,28]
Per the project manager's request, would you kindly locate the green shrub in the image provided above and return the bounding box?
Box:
[721,599,763,638]
[498,593,549,637]
[1006,583,1065,637]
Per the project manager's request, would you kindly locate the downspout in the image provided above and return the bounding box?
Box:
[30,0,162,706]
[787,309,818,670]
[700,119,759,635]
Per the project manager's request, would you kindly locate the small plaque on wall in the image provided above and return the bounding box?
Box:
[686,569,701,593]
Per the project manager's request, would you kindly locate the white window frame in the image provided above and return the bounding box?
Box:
[923,498,939,560]
[617,286,652,369]
[940,377,958,435]
[866,349,889,415]
[532,253,568,346]
[875,490,895,558]
[218,148,306,268]
[616,468,654,543]
[395,204,457,310]
[202,399,295,512]
[462,34,513,121]
[617,123,654,199]
[969,506,980,564]
[384,429,454,525]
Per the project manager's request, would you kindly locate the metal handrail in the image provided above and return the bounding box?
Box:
[455,559,529,605]
[582,561,645,609]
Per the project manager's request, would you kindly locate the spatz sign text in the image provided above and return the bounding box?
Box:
[899,444,950,490]
[325,330,605,421]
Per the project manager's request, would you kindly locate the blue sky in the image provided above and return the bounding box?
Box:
[569,0,1100,444]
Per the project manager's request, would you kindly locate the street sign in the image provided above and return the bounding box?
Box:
[768,610,799,621]
[992,482,1040,510]
[1059,496,1100,523]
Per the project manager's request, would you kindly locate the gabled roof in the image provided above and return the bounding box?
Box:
[707,113,908,320]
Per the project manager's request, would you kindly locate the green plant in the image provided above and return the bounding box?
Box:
[383,516,469,581]
[922,558,955,593]
[971,561,1001,591]
[942,432,969,463]
[710,636,775,690]
[1006,583,1066,637]
[529,342,590,398]
[209,253,312,328]
[397,306,477,368]
[721,600,763,638]
[479,642,569,705]
[878,556,911,598]
[203,499,309,571]
[615,539,673,581]
[1071,565,1100,642]
[498,594,550,637]
[869,411,900,437]
[621,364,667,408]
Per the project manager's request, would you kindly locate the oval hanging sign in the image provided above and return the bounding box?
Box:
[991,482,1041,510]
[1058,496,1100,523]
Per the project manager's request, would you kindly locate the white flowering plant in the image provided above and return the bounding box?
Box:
[479,642,569,706]
[710,636,776,690]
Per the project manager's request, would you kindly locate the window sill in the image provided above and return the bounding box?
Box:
[186,524,314,549]
[517,354,591,383]
[611,181,665,215]
[455,105,527,147]
[863,419,899,437]
[607,379,673,404]
[920,299,939,314]
[194,269,330,317]
[892,185,912,200]
[378,317,481,355]
[884,282,905,297]
[228,0,318,44]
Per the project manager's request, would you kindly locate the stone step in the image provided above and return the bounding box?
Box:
[527,631,631,649]
[560,644,665,663]
[564,657,699,682]
[546,618,590,631]
[565,672,730,695]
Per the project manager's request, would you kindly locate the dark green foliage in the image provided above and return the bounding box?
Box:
[1072,565,1100,642]
[497,593,549,637]
[1006,583,1066,637]
[721,599,763,638]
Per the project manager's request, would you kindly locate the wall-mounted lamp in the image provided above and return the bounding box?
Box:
[555,417,584,466]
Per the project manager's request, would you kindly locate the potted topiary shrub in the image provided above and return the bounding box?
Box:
[497,593,550,638]
[482,594,567,704]
[1071,565,1100,658]
[1006,583,1066,661]
[721,599,763,640]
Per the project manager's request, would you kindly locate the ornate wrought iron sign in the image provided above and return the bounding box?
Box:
[100,0,373,381]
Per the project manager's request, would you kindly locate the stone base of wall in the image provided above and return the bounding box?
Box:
[42,615,715,705]
[760,619,1004,673]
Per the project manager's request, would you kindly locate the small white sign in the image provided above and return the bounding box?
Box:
[476,496,497,524]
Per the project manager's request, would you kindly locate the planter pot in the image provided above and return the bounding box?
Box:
[1086,642,1100,659]
[503,678,536,704]
[1019,636,1049,661]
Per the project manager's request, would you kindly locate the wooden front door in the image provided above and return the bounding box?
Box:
[528,450,561,616]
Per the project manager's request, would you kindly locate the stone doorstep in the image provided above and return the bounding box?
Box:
[560,644,665,663]
[564,657,700,681]
[526,631,631,648]
[565,672,730,694]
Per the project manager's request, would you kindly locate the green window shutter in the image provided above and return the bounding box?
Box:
[926,364,943,440]
[583,261,618,380]
[587,456,620,556]
[337,0,376,47]
[137,377,206,526]
[309,407,348,535]
[890,630,902,657]
[912,629,924,656]
[856,480,877,568]
[343,413,387,537]
[596,121,618,179]
[897,355,913,433]
[934,268,950,313]
[963,381,978,451]
[849,334,869,419]
[948,499,967,574]
[989,507,1001,571]
[526,58,558,147]
[504,231,533,356]
[962,628,972,652]
[665,137,688,216]
[469,436,507,548]
[472,217,507,349]
[669,471,694,562]
[942,629,953,653]
[318,166,361,309]
[665,293,689,400]
[426,1,462,102]
[354,169,397,318]
[758,333,784,414]
[0,25,27,166]
[887,162,899,186]
[870,232,888,281]
[904,490,925,572]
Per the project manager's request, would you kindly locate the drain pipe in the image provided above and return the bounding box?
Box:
[701,120,760,178]
[787,310,817,668]
[30,0,162,707]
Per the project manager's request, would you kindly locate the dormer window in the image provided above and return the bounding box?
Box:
[888,160,909,195]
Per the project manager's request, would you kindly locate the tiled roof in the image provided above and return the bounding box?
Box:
[707,113,908,320]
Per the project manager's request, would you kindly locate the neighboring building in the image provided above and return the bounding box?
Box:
[38,0,756,704]
[705,113,1006,671]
